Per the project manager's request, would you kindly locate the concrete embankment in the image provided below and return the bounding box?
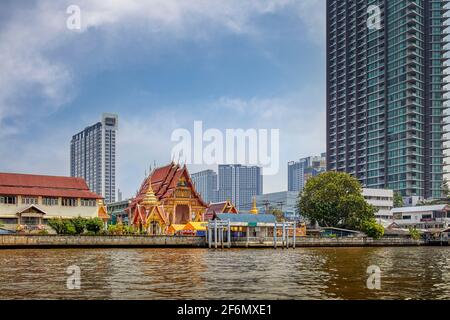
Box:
[0,235,206,248]
[232,237,425,248]
[0,235,430,248]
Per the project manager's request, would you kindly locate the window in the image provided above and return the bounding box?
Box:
[81,199,97,207]
[62,198,78,207]
[0,218,18,224]
[402,215,411,220]
[22,196,38,205]
[42,197,59,206]
[0,196,17,205]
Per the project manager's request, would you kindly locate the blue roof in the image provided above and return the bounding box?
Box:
[0,228,15,235]
[216,214,276,223]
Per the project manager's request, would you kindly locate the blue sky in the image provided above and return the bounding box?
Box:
[0,0,326,198]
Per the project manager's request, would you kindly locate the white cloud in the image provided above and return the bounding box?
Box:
[0,0,326,197]
[0,0,325,135]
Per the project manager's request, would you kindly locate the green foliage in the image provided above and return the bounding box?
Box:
[409,227,421,240]
[70,216,87,235]
[47,218,66,235]
[297,171,376,229]
[269,208,285,222]
[393,191,404,208]
[85,218,104,234]
[361,219,385,239]
[47,218,76,235]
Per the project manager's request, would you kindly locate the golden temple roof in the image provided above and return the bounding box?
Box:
[141,181,159,208]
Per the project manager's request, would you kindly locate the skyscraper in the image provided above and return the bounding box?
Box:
[191,169,218,204]
[70,113,118,203]
[288,153,327,193]
[218,164,263,211]
[327,0,448,199]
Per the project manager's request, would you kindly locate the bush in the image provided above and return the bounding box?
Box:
[409,227,421,240]
[37,229,49,235]
[47,218,77,235]
[86,218,104,234]
[47,218,66,235]
[362,219,384,239]
[70,217,87,235]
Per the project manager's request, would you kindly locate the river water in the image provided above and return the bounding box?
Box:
[0,247,449,300]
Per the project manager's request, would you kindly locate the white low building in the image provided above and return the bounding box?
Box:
[0,172,104,231]
[391,205,450,230]
[362,188,394,221]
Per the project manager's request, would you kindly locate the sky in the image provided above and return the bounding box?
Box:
[0,0,326,199]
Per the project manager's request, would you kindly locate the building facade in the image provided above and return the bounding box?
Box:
[255,191,299,220]
[326,0,448,199]
[0,173,103,231]
[288,154,327,193]
[218,165,263,211]
[191,170,218,204]
[362,188,394,220]
[71,113,118,203]
[391,204,450,230]
[106,199,131,225]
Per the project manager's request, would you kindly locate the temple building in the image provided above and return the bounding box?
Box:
[204,200,238,221]
[128,162,208,235]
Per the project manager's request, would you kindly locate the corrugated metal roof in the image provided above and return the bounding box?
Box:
[0,228,15,235]
[216,213,276,223]
[391,205,450,214]
[0,172,102,199]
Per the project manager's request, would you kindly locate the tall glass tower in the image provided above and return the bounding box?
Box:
[70,113,118,203]
[327,0,448,199]
[218,165,263,211]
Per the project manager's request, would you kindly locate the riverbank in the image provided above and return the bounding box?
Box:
[0,235,435,248]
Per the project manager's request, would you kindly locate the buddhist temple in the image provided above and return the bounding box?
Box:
[204,200,238,221]
[128,162,208,235]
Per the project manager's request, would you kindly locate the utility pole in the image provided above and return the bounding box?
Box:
[262,200,270,214]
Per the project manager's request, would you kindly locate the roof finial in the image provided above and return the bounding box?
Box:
[249,197,259,215]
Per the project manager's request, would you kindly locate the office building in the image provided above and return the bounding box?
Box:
[255,191,299,220]
[288,153,327,193]
[191,170,218,204]
[327,0,448,199]
[362,188,394,221]
[71,113,118,203]
[218,165,263,211]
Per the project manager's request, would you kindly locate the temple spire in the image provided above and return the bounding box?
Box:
[249,197,259,215]
[142,179,158,209]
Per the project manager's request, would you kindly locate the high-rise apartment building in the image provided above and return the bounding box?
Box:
[288,153,327,193]
[327,0,448,198]
[218,165,263,211]
[70,113,118,203]
[191,169,218,204]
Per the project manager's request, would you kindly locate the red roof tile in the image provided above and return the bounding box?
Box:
[129,162,207,210]
[0,173,102,199]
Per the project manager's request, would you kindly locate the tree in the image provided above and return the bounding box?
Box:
[47,218,76,235]
[409,227,421,240]
[393,191,404,208]
[361,219,384,239]
[269,208,285,222]
[70,216,87,235]
[86,218,104,234]
[297,171,376,230]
